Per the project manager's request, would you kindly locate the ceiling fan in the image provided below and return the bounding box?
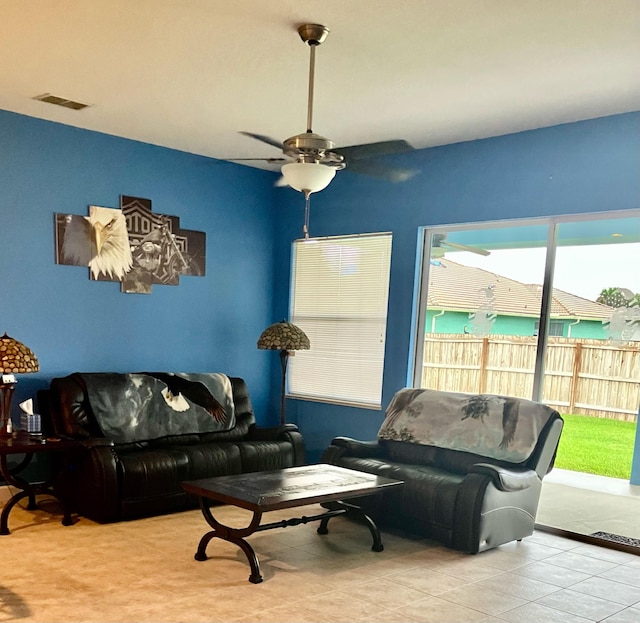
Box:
[237,24,419,198]
[431,233,491,257]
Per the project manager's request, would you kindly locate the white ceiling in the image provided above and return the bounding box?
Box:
[1,0,639,172]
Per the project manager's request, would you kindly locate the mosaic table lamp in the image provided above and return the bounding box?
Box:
[257,321,310,426]
[0,333,39,437]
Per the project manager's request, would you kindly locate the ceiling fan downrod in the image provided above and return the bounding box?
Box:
[298,24,329,133]
[281,24,344,169]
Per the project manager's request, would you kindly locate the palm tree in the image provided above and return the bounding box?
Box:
[596,287,633,308]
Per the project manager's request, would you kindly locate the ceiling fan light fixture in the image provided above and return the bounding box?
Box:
[281,162,335,194]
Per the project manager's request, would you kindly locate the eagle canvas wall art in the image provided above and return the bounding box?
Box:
[54,196,206,294]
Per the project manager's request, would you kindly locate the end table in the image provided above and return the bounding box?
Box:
[0,431,79,534]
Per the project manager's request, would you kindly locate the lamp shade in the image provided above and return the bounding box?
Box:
[281,162,336,194]
[257,321,310,352]
[0,333,39,374]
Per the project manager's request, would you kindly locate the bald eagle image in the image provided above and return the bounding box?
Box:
[59,206,133,280]
[461,394,520,449]
[145,372,227,423]
[384,388,425,428]
[498,398,520,449]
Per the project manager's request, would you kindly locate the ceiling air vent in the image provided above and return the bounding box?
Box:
[33,93,90,110]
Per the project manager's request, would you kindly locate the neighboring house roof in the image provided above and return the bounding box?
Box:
[427,259,613,320]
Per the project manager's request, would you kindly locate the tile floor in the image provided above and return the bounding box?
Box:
[1,486,639,623]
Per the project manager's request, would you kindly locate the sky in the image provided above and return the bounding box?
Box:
[453,243,640,302]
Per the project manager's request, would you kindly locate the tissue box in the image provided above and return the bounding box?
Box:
[21,413,41,434]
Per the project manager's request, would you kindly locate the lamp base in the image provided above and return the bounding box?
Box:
[0,382,16,437]
[279,350,289,427]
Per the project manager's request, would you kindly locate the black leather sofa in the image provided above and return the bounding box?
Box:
[321,388,563,554]
[37,372,305,523]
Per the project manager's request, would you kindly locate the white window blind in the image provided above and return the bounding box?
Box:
[288,233,392,407]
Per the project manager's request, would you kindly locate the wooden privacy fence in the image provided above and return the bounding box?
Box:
[422,334,640,421]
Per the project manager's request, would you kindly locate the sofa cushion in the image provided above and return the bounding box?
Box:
[236,440,298,472]
[198,411,253,442]
[118,443,244,501]
[378,388,556,463]
[119,448,192,500]
[169,442,243,481]
[381,439,438,467]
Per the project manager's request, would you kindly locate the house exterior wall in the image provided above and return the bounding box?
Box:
[426,309,607,338]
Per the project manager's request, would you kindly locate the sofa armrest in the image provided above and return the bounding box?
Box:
[469,463,539,492]
[79,437,115,449]
[329,437,382,458]
[54,438,120,523]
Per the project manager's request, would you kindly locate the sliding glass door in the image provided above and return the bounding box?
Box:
[413,210,640,541]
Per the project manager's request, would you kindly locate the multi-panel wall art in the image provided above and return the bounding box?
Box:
[55,195,206,294]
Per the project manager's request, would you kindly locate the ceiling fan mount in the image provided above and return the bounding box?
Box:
[297,23,330,46]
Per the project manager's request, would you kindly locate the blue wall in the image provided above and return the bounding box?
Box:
[272,113,640,468]
[0,110,280,425]
[2,109,639,481]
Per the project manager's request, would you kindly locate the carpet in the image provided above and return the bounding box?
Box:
[591,531,640,549]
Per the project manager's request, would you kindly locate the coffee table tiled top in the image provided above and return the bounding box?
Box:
[182,463,401,512]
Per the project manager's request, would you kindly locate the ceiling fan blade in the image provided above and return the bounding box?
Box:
[442,240,491,256]
[432,233,490,256]
[239,131,284,150]
[227,157,288,163]
[346,158,420,183]
[274,175,288,187]
[337,140,414,161]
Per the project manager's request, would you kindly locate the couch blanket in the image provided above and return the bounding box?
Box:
[79,372,235,444]
[377,388,556,462]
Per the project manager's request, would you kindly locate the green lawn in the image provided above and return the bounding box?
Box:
[553,414,637,479]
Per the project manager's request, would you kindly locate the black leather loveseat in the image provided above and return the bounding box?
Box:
[322,387,563,554]
[37,372,305,523]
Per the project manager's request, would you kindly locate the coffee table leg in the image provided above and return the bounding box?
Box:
[231,534,263,584]
[317,500,384,552]
[358,510,384,552]
[194,498,264,584]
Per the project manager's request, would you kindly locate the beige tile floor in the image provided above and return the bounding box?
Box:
[1,485,639,623]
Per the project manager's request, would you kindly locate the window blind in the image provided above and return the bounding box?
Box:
[289,233,392,407]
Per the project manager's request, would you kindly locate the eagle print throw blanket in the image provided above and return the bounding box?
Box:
[378,388,557,462]
[79,372,235,444]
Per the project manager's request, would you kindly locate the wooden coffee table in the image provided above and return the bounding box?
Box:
[181,464,403,583]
